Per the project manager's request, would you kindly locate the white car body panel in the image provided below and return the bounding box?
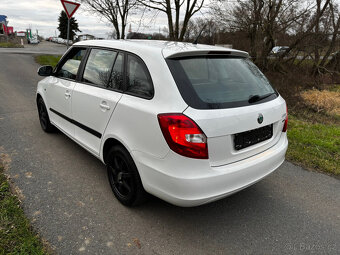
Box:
[103,94,173,159]
[46,76,76,136]
[99,45,188,160]
[133,133,287,207]
[37,40,288,207]
[72,83,123,155]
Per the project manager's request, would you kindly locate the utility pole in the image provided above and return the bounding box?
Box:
[67,18,70,48]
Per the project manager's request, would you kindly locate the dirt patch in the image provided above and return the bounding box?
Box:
[0,147,12,171]
[0,150,26,202]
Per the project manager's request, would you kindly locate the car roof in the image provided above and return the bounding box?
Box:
[74,40,249,58]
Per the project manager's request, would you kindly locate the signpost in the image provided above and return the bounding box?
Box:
[60,0,80,48]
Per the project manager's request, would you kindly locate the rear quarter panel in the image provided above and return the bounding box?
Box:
[100,49,188,160]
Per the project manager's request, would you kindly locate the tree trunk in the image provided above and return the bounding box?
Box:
[313,0,321,74]
[174,0,180,40]
[319,4,340,68]
[165,0,175,40]
[121,22,126,39]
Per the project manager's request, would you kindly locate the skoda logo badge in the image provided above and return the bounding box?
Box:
[257,113,264,124]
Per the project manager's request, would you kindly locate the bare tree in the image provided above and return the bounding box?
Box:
[278,0,331,59]
[183,17,218,44]
[82,0,138,39]
[211,0,265,59]
[211,0,334,70]
[258,0,316,68]
[138,0,205,41]
[107,30,118,39]
[316,1,340,72]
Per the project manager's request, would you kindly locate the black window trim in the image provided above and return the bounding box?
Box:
[76,47,91,82]
[53,46,89,82]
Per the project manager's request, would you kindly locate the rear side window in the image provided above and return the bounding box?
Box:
[167,56,277,109]
[126,54,153,98]
[56,47,86,80]
[82,49,117,88]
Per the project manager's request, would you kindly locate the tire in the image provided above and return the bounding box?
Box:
[107,145,148,206]
[37,97,56,133]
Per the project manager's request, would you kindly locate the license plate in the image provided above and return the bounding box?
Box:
[234,124,273,150]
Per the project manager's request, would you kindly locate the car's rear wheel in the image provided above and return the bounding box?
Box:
[37,97,55,133]
[107,145,148,206]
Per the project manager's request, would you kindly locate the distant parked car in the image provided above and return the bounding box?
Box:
[271,46,289,56]
[29,37,39,44]
[331,51,339,57]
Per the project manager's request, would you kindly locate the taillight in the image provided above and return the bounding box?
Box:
[282,104,288,132]
[158,113,208,159]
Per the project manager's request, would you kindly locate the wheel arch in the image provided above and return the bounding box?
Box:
[102,137,129,165]
[36,93,43,104]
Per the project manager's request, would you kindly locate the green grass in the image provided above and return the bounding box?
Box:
[35,55,61,68]
[0,42,24,48]
[0,167,47,254]
[287,116,340,176]
[329,84,340,93]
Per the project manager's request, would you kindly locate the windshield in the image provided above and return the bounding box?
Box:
[166,56,277,109]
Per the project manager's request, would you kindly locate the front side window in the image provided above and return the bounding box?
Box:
[56,47,86,80]
[167,56,277,109]
[82,49,117,87]
[126,55,153,98]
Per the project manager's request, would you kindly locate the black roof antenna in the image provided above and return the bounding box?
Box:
[193,24,207,45]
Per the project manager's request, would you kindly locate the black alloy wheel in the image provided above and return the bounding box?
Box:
[108,154,134,199]
[107,145,148,206]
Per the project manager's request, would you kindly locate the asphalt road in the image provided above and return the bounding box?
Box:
[0,51,339,255]
[0,41,67,55]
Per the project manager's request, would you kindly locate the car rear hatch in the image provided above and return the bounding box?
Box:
[183,99,286,166]
[166,51,287,166]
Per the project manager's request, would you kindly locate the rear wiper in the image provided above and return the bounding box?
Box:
[248,92,276,103]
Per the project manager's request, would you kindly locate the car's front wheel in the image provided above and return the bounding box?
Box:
[37,97,55,133]
[107,145,148,206]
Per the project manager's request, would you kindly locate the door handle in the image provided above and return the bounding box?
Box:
[100,102,110,110]
[65,91,71,99]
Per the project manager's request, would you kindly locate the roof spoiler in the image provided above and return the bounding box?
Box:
[166,50,249,59]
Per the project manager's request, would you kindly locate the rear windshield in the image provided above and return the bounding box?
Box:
[166,56,277,109]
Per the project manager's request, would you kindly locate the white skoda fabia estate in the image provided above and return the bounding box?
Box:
[36,40,288,207]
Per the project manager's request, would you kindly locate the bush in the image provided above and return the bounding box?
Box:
[301,89,340,116]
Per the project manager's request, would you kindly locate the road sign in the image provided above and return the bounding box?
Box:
[60,0,80,19]
[60,0,80,49]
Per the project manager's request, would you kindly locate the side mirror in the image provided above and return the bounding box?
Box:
[38,65,53,76]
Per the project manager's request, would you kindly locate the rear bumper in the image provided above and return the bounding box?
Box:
[133,134,288,207]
